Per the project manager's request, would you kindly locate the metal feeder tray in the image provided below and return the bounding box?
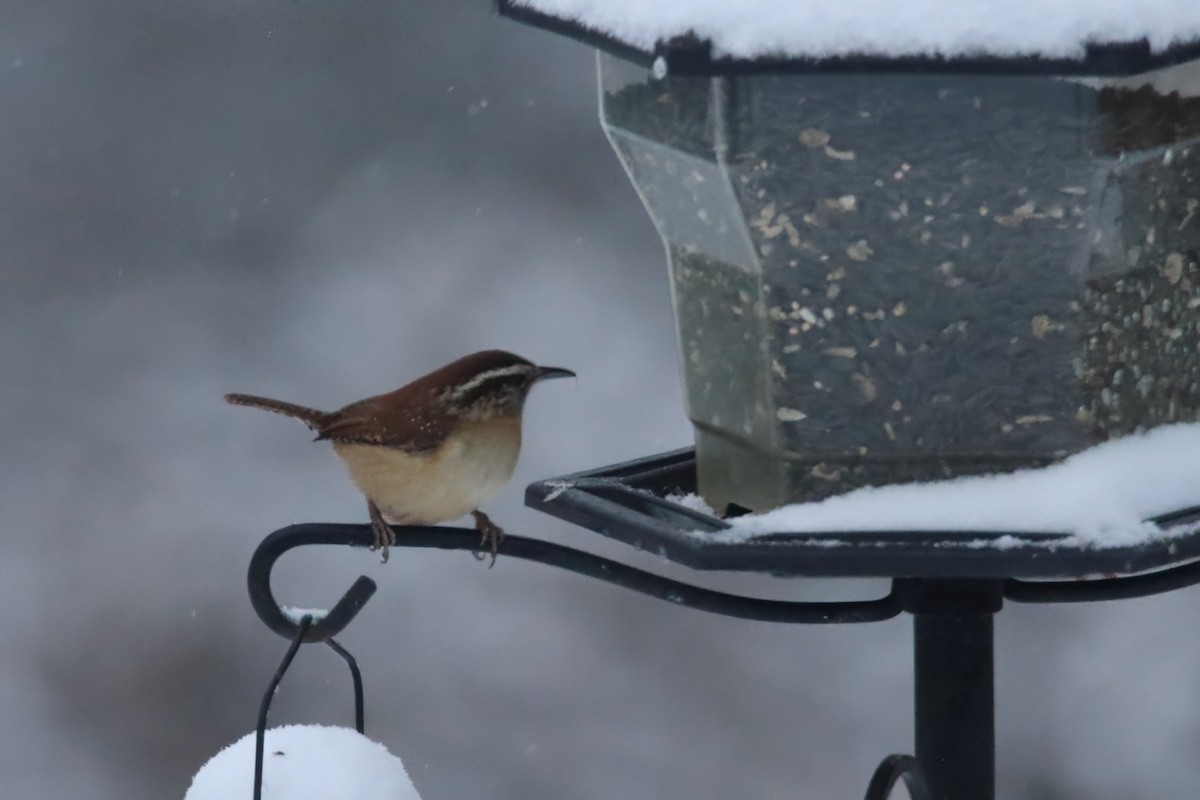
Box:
[525,447,1200,579]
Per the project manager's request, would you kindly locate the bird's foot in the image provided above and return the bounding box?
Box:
[470,510,505,567]
[368,500,396,564]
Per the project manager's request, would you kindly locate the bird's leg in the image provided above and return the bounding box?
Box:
[470,510,505,567]
[367,499,396,563]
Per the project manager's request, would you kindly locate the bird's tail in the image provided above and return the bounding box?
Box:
[224,393,331,432]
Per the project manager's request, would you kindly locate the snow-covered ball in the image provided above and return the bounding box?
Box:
[184,724,421,800]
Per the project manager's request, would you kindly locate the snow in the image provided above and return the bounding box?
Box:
[540,480,575,502]
[720,424,1200,548]
[280,606,328,625]
[184,725,420,800]
[513,0,1200,61]
[665,491,716,517]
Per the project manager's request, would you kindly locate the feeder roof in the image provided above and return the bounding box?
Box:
[502,0,1200,75]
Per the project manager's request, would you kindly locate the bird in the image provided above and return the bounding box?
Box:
[225,350,575,564]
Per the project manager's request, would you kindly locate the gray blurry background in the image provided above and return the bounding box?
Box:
[2,2,1199,798]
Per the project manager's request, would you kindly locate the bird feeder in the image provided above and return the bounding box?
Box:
[489,7,1200,799]
[502,1,1200,515]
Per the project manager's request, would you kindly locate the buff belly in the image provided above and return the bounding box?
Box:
[331,418,521,524]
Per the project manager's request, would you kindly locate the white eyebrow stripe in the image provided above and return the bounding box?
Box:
[451,364,534,398]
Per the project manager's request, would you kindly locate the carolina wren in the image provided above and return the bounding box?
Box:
[225,350,575,563]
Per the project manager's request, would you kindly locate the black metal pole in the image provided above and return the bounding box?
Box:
[906,580,1002,800]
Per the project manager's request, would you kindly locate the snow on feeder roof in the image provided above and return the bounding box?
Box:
[502,0,1200,74]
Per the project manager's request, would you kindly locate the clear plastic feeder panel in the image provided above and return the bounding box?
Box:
[600,54,1200,515]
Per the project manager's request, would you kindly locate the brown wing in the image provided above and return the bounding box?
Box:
[314,384,451,454]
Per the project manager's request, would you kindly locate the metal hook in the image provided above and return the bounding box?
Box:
[254,615,311,800]
[246,525,378,643]
[863,754,931,800]
[250,522,903,625]
[252,615,366,800]
[326,638,365,734]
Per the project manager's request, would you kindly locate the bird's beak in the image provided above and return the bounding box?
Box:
[535,365,576,381]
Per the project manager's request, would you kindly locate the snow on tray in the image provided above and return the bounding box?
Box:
[718,424,1200,549]
[184,724,420,800]
[665,491,717,517]
[513,0,1200,61]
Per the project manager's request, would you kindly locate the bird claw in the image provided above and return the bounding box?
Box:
[367,501,396,564]
[470,510,505,567]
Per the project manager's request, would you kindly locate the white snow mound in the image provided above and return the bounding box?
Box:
[184,724,421,800]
